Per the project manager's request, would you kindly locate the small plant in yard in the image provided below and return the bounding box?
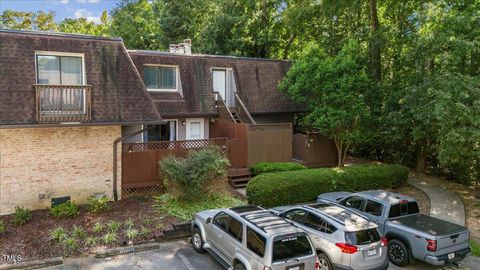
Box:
[72,225,86,239]
[471,240,480,257]
[92,222,104,234]
[143,218,154,227]
[49,201,79,218]
[102,232,117,245]
[124,218,134,230]
[87,196,111,213]
[106,221,120,233]
[63,237,79,255]
[0,220,5,234]
[11,206,32,225]
[155,223,165,231]
[125,228,138,241]
[129,194,150,202]
[50,227,68,242]
[84,237,97,247]
[140,226,151,236]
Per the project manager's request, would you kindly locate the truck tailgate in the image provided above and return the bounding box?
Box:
[437,230,470,253]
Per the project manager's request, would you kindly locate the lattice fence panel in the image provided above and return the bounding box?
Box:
[122,184,163,198]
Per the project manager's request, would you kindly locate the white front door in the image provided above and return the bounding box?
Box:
[186,118,204,140]
[212,69,226,101]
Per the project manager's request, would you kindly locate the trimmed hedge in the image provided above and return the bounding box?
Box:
[250,162,307,176]
[246,164,409,207]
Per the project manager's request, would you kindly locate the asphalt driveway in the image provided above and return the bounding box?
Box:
[45,240,478,270]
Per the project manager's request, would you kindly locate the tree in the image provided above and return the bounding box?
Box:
[280,41,373,167]
[1,10,57,31]
[59,11,110,36]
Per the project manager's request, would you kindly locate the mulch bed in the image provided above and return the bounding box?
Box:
[0,196,179,265]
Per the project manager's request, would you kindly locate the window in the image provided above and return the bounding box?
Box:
[144,65,177,91]
[213,212,231,231]
[342,196,364,210]
[212,68,236,107]
[144,121,177,142]
[272,234,313,262]
[36,54,83,85]
[345,228,380,245]
[247,227,266,258]
[283,209,307,223]
[365,200,383,216]
[227,218,243,242]
[303,214,324,231]
[388,201,419,218]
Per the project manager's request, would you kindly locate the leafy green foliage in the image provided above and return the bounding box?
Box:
[84,237,97,247]
[471,240,480,257]
[250,162,306,176]
[154,193,245,222]
[159,146,230,201]
[63,237,79,255]
[50,227,68,242]
[92,222,105,234]
[246,164,409,207]
[106,221,120,233]
[11,206,32,225]
[87,196,111,214]
[124,218,134,230]
[72,225,86,239]
[0,10,57,31]
[124,229,139,241]
[140,226,151,236]
[0,220,5,234]
[49,202,79,218]
[102,232,117,245]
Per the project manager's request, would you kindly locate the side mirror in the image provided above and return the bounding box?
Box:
[206,217,212,224]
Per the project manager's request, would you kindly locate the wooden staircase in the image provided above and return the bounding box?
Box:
[230,108,242,123]
[228,168,251,188]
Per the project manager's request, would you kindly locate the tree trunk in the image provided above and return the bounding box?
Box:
[333,136,347,167]
[369,0,382,82]
[416,146,426,172]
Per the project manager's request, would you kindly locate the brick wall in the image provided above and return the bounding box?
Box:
[0,126,121,215]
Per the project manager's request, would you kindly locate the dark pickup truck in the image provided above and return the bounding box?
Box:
[317,190,471,267]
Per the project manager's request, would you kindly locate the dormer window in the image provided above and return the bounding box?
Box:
[36,52,84,85]
[144,65,178,92]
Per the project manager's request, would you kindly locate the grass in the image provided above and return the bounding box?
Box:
[471,239,480,257]
[154,193,246,221]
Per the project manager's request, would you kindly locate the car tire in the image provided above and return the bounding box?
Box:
[317,253,332,270]
[192,227,204,253]
[388,239,410,267]
[233,263,246,270]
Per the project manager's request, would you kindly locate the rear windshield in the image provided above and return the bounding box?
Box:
[345,228,380,245]
[272,235,313,262]
[388,202,419,218]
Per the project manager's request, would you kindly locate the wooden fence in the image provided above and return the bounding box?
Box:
[292,132,337,167]
[247,123,292,166]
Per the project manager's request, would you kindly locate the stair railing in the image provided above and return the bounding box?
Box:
[214,91,236,123]
[234,92,256,124]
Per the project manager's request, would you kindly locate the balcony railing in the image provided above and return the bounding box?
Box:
[35,84,92,123]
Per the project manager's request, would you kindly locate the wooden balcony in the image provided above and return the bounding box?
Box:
[35,84,92,123]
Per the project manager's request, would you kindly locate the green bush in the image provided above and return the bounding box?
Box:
[250,162,306,176]
[87,196,111,213]
[11,206,32,225]
[49,202,79,218]
[0,220,5,234]
[159,146,230,201]
[247,164,409,207]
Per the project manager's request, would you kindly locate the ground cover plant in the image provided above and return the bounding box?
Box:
[49,202,79,218]
[250,162,306,176]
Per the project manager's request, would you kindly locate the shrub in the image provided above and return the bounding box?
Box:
[125,229,138,241]
[11,206,32,225]
[140,226,151,236]
[50,227,68,242]
[246,164,409,207]
[72,225,86,239]
[0,220,5,234]
[250,162,306,176]
[106,221,120,233]
[159,146,230,201]
[92,222,104,234]
[87,196,111,213]
[102,232,117,244]
[124,218,134,230]
[84,237,97,247]
[63,237,79,255]
[49,202,79,218]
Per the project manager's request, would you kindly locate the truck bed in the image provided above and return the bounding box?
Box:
[391,214,467,236]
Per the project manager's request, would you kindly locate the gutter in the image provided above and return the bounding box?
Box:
[112,125,159,201]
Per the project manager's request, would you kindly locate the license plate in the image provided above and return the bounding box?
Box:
[287,267,300,270]
[448,253,455,260]
[367,249,377,256]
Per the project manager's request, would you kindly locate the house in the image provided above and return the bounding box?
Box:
[0,29,309,215]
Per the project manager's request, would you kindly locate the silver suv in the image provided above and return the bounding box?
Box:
[274,203,389,270]
[192,205,319,270]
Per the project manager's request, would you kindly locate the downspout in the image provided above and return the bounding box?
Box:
[113,125,158,201]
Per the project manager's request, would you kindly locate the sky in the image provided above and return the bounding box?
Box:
[0,0,119,24]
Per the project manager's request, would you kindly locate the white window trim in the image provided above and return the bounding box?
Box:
[144,64,179,92]
[186,118,205,140]
[141,120,178,142]
[34,51,86,85]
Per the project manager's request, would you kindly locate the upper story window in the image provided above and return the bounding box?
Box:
[144,65,178,91]
[36,52,84,85]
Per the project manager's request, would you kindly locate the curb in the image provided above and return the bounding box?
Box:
[95,242,160,258]
[0,257,63,270]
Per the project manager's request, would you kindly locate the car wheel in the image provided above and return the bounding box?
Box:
[233,263,246,270]
[388,239,410,267]
[317,253,332,270]
[192,227,204,253]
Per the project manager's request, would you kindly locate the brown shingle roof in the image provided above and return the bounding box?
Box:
[128,50,303,117]
[0,29,161,126]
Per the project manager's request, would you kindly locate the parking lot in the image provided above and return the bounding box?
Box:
[45,240,477,270]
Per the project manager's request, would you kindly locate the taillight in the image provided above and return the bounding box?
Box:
[315,256,320,270]
[426,239,437,252]
[380,237,388,246]
[335,243,358,254]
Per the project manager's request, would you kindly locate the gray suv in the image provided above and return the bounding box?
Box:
[192,205,319,270]
[273,203,389,270]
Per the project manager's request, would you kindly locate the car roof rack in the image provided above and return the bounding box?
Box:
[230,205,264,214]
[304,203,369,226]
[242,210,293,232]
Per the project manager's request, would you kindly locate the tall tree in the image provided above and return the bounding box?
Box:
[59,11,110,36]
[1,10,57,31]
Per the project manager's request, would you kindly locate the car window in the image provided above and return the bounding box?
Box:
[345,228,380,245]
[322,221,337,234]
[272,234,313,262]
[227,217,243,242]
[365,200,383,216]
[342,196,364,210]
[213,212,231,231]
[246,227,266,258]
[303,213,324,231]
[388,201,420,218]
[283,209,307,223]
